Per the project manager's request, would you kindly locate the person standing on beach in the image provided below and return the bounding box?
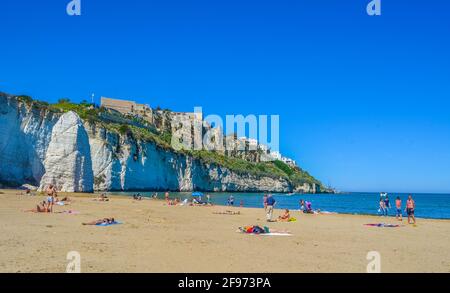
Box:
[384,195,391,216]
[266,194,276,222]
[206,194,211,205]
[46,185,56,213]
[165,192,170,203]
[406,195,416,225]
[395,196,402,221]
[379,197,386,216]
[263,194,268,211]
[227,195,235,206]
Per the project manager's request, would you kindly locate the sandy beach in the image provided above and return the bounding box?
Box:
[0,189,449,273]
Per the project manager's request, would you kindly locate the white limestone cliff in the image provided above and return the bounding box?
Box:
[39,112,94,192]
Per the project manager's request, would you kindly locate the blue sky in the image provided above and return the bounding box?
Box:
[1,0,449,193]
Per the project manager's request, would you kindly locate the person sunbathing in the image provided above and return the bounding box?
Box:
[214,210,241,215]
[94,194,109,201]
[25,201,50,213]
[133,193,143,201]
[82,218,115,225]
[54,194,71,204]
[278,209,291,222]
[238,225,290,234]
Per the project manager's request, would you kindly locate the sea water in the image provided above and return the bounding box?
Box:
[110,191,450,220]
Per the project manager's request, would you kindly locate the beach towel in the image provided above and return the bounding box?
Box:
[240,232,292,236]
[56,210,80,215]
[365,223,401,228]
[258,232,292,236]
[96,221,122,227]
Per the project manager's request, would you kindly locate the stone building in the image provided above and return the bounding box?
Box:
[100,97,153,122]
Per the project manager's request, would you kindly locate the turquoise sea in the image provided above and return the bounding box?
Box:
[110,191,450,220]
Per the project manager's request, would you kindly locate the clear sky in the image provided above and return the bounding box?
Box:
[1,0,449,193]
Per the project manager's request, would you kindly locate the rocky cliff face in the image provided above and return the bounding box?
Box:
[0,94,292,193]
[39,111,94,192]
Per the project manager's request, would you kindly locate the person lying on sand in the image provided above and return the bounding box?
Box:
[82,218,115,225]
[133,193,143,201]
[54,194,71,204]
[191,198,210,206]
[213,210,241,215]
[25,201,50,213]
[277,209,291,222]
[237,225,290,234]
[94,193,109,201]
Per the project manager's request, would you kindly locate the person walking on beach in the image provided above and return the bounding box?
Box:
[395,196,402,221]
[263,194,268,211]
[266,194,276,222]
[406,195,416,225]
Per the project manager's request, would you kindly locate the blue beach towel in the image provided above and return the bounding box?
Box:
[96,221,122,227]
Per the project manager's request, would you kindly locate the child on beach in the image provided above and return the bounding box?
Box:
[263,194,268,211]
[395,196,402,221]
[406,195,416,225]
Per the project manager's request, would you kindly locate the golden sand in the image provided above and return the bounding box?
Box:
[0,189,449,273]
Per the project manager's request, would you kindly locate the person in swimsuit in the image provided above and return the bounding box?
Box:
[46,186,55,213]
[379,197,386,216]
[406,195,416,224]
[384,195,391,216]
[95,193,109,201]
[164,192,170,203]
[238,226,290,234]
[227,195,235,206]
[25,201,50,213]
[278,209,291,222]
[395,196,402,221]
[299,199,306,212]
[82,218,115,225]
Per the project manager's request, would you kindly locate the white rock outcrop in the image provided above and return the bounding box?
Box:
[39,112,94,192]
